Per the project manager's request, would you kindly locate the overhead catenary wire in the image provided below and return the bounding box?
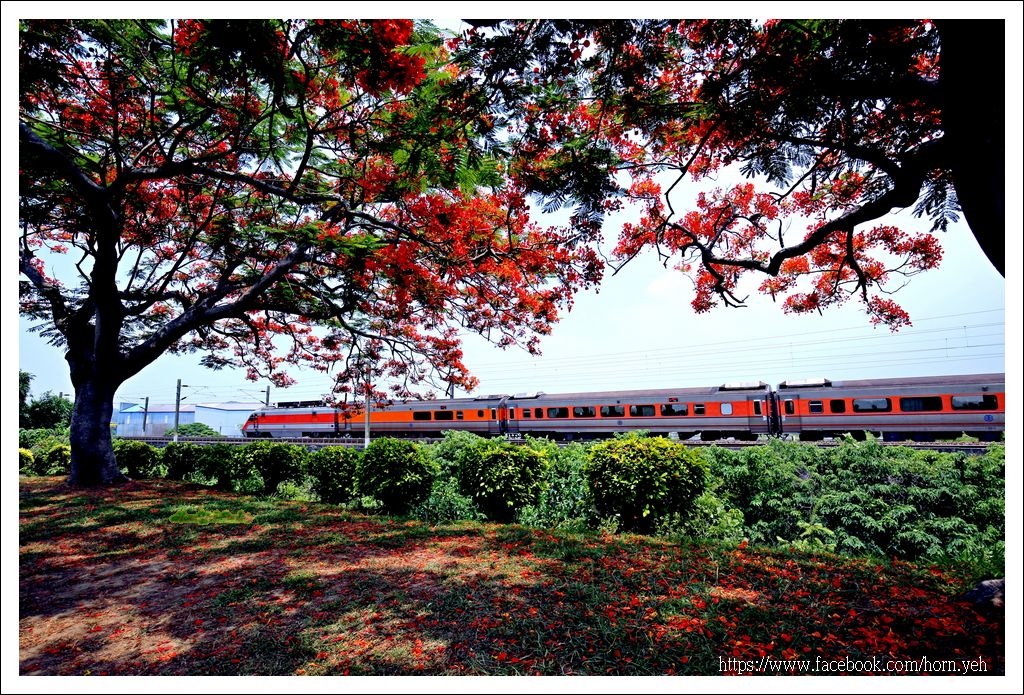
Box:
[111,307,1005,404]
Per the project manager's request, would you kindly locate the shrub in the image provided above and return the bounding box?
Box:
[19,448,34,474]
[519,441,594,531]
[162,442,205,481]
[357,438,437,515]
[814,439,1005,562]
[709,439,825,546]
[454,438,548,522]
[658,491,745,544]
[306,446,360,504]
[35,443,72,476]
[113,439,163,479]
[584,433,708,534]
[20,427,68,451]
[417,432,485,523]
[704,439,1004,569]
[414,476,483,524]
[27,432,70,467]
[429,430,488,471]
[234,441,307,495]
[274,479,315,501]
[202,443,255,491]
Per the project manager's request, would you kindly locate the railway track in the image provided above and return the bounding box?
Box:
[119,435,997,455]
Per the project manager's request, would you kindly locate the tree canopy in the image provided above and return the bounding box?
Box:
[19,18,1003,486]
[456,19,1003,327]
[19,19,601,483]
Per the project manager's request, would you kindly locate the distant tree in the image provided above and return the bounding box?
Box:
[165,422,222,437]
[19,371,34,427]
[19,20,600,486]
[457,19,1002,326]
[22,391,74,430]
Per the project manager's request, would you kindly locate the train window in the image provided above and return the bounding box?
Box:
[721,403,733,415]
[521,409,531,419]
[509,408,517,419]
[478,409,485,417]
[573,406,597,418]
[752,401,762,416]
[491,408,497,419]
[456,411,465,420]
[600,405,625,417]
[434,410,455,420]
[694,403,706,416]
[413,411,432,421]
[629,405,656,417]
[829,399,846,414]
[535,408,544,418]
[808,401,824,414]
[853,398,892,412]
[951,395,999,410]
[899,396,943,412]
[784,400,795,415]
[547,407,569,418]
[661,403,689,416]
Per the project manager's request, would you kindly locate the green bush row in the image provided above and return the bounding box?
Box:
[703,437,1005,572]
[17,429,1004,573]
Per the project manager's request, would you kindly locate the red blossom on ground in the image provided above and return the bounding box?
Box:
[19,478,1002,676]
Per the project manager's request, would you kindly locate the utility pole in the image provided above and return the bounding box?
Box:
[173,379,183,443]
[142,396,149,436]
[265,385,270,407]
[364,364,371,448]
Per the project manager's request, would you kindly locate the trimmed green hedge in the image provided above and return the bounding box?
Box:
[584,433,708,533]
[113,439,163,479]
[454,438,548,522]
[306,446,360,504]
[357,438,437,515]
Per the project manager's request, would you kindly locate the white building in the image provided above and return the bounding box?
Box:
[114,401,263,437]
[194,402,265,437]
[117,403,195,436]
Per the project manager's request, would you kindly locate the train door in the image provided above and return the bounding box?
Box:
[491,397,511,436]
[747,394,770,437]
[777,392,800,437]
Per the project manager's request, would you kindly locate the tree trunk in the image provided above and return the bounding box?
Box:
[937,19,1005,277]
[66,376,129,486]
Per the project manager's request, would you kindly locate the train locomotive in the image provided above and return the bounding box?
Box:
[241,372,1005,442]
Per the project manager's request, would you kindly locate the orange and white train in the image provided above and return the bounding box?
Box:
[241,373,1005,442]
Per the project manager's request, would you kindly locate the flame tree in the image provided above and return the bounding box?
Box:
[21,19,1001,487]
[455,19,1002,324]
[19,19,602,485]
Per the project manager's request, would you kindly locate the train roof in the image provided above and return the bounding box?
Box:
[778,373,1004,390]
[506,383,770,401]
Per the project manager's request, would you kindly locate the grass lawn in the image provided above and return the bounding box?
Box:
[18,476,1003,676]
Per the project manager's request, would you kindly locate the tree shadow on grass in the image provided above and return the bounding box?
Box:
[19,477,1005,676]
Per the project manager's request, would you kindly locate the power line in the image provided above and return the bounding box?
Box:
[110,306,1005,403]
[463,318,1004,369]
